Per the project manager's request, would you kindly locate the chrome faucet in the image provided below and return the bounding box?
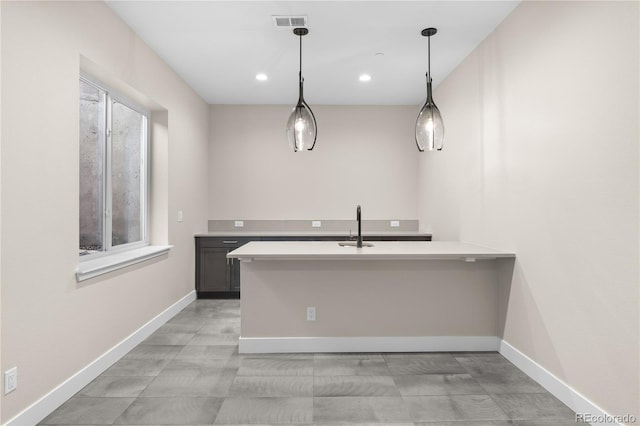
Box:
[356,205,363,248]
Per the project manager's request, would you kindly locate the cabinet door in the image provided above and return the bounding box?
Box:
[199,247,231,292]
[230,258,241,292]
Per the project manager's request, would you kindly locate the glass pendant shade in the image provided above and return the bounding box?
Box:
[416,79,444,151]
[415,27,444,152]
[287,97,317,151]
[287,27,316,152]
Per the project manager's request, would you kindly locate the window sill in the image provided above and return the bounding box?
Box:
[76,245,172,282]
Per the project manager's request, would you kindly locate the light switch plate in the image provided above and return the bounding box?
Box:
[177,211,184,222]
[234,220,244,228]
[4,367,17,395]
[311,221,322,228]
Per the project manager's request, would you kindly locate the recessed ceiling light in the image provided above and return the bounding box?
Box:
[359,74,372,82]
[256,73,268,81]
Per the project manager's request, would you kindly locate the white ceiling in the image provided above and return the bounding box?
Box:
[106,1,520,105]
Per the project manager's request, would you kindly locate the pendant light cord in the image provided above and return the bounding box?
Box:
[299,33,303,84]
[427,34,431,83]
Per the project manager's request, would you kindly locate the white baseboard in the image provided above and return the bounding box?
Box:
[4,290,196,426]
[499,340,623,426]
[239,335,500,354]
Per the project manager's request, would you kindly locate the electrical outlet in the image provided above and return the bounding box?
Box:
[390,220,400,228]
[177,210,184,222]
[311,221,322,228]
[306,307,316,321]
[4,367,17,395]
[234,220,244,228]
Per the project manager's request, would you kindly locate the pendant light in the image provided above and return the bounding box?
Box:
[286,27,317,152]
[415,27,444,151]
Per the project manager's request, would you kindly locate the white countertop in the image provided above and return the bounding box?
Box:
[227,241,515,261]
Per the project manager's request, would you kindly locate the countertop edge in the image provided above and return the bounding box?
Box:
[226,241,515,261]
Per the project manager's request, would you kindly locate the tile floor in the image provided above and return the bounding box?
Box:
[40,300,577,425]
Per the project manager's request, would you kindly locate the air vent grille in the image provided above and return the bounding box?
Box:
[272,15,308,29]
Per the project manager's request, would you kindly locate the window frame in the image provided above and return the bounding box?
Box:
[79,73,151,261]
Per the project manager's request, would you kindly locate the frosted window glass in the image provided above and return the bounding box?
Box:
[79,80,105,253]
[111,101,143,247]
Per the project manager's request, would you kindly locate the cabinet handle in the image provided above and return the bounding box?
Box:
[223,240,238,244]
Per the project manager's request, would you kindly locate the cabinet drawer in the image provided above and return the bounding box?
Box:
[197,237,254,248]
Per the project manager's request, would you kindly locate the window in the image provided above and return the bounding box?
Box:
[79,76,149,257]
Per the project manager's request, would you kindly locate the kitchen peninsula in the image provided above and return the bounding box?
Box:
[227,241,515,354]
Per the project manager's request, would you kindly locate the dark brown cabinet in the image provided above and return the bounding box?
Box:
[195,238,251,298]
[195,233,431,299]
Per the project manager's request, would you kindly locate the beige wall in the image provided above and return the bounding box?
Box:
[419,0,639,420]
[208,105,418,221]
[241,259,502,338]
[0,2,209,422]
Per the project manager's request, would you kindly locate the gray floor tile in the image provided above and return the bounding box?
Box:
[314,358,391,376]
[475,371,547,394]
[511,422,580,425]
[313,396,412,423]
[165,315,208,329]
[238,357,314,376]
[404,395,509,422]
[214,397,313,424]
[141,369,236,396]
[188,333,239,346]
[385,352,452,357]
[414,422,511,426]
[154,322,204,334]
[102,358,172,377]
[491,393,576,421]
[78,376,153,397]
[168,311,209,322]
[39,301,578,426]
[123,345,182,360]
[198,319,241,335]
[453,351,503,357]
[115,397,222,424]
[394,373,486,396]
[456,355,521,376]
[208,308,242,318]
[40,397,135,425]
[229,376,313,397]
[243,353,314,360]
[385,354,467,375]
[159,359,239,377]
[312,424,414,426]
[174,345,237,361]
[142,332,195,346]
[314,353,385,360]
[314,376,400,397]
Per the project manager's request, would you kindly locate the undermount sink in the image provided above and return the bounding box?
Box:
[339,241,375,248]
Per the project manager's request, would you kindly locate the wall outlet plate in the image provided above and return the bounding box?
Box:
[390,220,400,228]
[177,210,184,222]
[306,307,316,321]
[234,220,244,228]
[4,367,17,395]
[311,221,322,228]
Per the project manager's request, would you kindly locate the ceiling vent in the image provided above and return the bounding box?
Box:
[272,15,308,29]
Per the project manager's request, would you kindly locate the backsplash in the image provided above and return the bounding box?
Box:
[207,219,419,234]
